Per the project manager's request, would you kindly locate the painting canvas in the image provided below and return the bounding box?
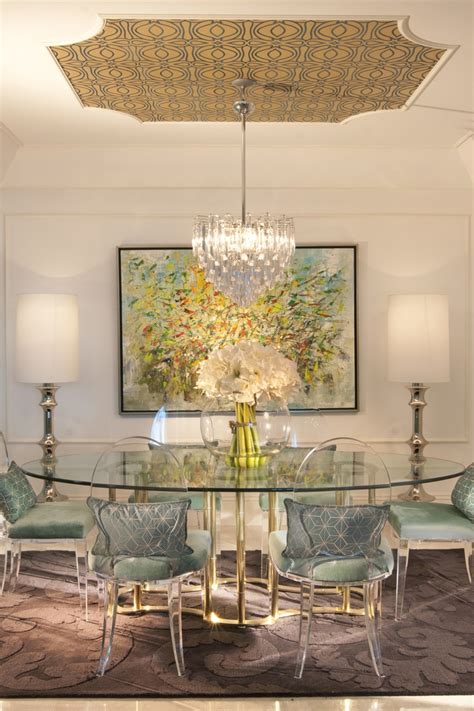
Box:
[119,246,357,414]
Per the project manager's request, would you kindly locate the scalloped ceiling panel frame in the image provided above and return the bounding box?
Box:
[49,18,454,123]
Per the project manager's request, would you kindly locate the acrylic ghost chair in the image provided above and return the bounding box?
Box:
[129,408,224,577]
[269,437,393,679]
[87,436,211,676]
[0,429,93,616]
[127,419,223,547]
[389,463,474,620]
[259,442,337,579]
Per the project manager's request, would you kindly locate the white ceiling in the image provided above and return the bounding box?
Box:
[1,0,473,148]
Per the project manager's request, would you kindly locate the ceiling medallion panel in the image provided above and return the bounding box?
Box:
[49,18,450,123]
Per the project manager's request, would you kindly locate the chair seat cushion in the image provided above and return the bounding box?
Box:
[127,491,221,511]
[89,530,211,582]
[388,502,474,541]
[269,529,394,584]
[9,501,95,539]
[259,491,336,512]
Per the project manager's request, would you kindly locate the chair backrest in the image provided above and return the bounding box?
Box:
[0,432,9,474]
[151,406,190,446]
[283,438,391,564]
[90,436,185,497]
[88,437,193,562]
[294,437,391,504]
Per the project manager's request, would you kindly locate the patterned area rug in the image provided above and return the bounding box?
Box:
[0,549,472,697]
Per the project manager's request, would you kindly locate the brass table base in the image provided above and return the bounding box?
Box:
[117,597,365,622]
[116,489,367,626]
[116,577,365,623]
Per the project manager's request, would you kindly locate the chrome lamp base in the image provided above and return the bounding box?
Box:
[36,384,68,503]
[36,478,68,503]
[398,383,435,502]
[398,478,435,503]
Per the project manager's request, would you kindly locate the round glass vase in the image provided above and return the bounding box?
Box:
[200,398,291,468]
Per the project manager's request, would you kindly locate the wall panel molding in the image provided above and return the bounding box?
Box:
[3,207,472,463]
[6,437,471,445]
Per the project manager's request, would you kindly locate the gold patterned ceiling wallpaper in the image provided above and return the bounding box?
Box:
[49,18,448,123]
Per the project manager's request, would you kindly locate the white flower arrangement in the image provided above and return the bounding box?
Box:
[197,340,300,404]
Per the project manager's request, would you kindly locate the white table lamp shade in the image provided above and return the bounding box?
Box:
[387,294,450,383]
[15,294,79,383]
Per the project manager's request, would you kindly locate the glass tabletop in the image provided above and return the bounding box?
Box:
[22,445,465,493]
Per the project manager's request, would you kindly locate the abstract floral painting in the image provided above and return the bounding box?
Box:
[118,246,357,413]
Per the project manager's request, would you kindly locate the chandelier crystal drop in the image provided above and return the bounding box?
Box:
[192,213,295,308]
[192,79,295,308]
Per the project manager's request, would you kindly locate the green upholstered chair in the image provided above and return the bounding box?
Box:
[269,438,393,679]
[259,490,337,578]
[259,446,338,578]
[129,442,223,572]
[127,489,222,581]
[88,437,211,677]
[389,463,474,620]
[0,442,94,618]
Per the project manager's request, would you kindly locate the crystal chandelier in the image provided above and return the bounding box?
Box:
[192,79,295,308]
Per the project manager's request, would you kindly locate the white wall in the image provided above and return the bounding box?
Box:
[3,210,470,451]
[0,144,472,538]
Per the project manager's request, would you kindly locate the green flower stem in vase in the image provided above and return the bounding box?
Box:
[225,401,268,468]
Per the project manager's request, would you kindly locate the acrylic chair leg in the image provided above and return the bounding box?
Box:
[97,580,119,677]
[294,582,315,679]
[364,581,385,678]
[75,540,88,620]
[9,541,22,592]
[377,580,383,617]
[464,542,473,584]
[395,539,410,620]
[0,548,9,595]
[96,577,105,606]
[168,579,185,676]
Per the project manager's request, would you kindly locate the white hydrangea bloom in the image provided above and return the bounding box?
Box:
[196,340,301,403]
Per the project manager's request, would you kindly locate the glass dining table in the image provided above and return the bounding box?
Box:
[23,445,465,626]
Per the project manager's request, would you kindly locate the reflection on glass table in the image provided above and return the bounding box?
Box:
[23,446,465,493]
[22,446,465,626]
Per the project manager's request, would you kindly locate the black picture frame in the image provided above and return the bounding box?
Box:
[118,245,358,415]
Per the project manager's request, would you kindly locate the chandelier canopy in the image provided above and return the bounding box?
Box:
[192,79,295,308]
